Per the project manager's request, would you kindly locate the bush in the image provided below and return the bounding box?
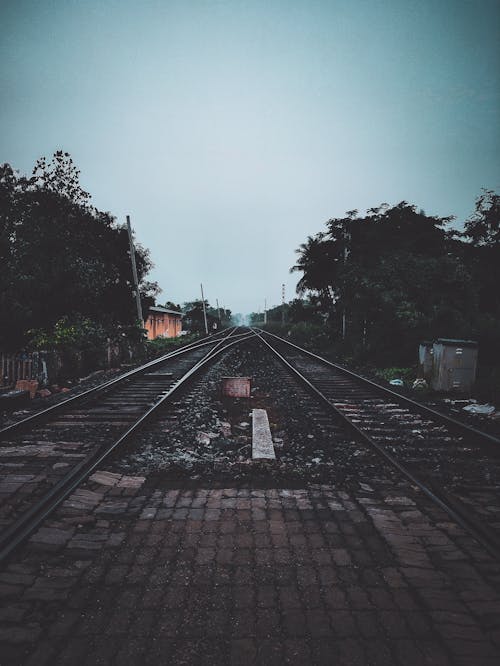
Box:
[146,334,200,360]
[375,366,416,384]
[28,315,107,351]
[287,322,332,353]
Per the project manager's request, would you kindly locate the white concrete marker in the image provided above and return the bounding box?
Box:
[252,409,276,460]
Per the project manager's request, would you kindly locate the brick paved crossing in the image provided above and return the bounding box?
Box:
[1,471,500,665]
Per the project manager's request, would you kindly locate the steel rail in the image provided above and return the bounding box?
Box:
[0,328,256,564]
[254,329,500,449]
[0,327,248,439]
[254,330,500,560]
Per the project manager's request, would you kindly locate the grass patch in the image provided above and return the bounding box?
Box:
[375,367,416,384]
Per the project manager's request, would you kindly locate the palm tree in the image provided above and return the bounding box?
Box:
[290,233,337,309]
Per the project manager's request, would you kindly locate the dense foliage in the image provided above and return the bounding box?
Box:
[286,195,499,366]
[182,300,232,334]
[0,152,158,351]
[145,332,199,359]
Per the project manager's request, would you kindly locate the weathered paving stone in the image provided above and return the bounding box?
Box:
[0,472,500,665]
[0,604,28,622]
[29,526,75,547]
[0,624,42,643]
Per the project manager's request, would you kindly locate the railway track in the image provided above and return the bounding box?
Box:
[1,331,499,665]
[2,325,499,563]
[253,329,500,560]
[0,327,255,563]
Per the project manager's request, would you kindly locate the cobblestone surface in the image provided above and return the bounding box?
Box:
[1,470,499,665]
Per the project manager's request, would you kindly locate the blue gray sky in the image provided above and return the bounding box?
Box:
[1,0,499,314]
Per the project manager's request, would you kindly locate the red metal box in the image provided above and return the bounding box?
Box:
[221,377,251,398]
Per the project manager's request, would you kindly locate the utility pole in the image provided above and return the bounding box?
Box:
[126,215,144,328]
[281,284,285,326]
[200,283,209,334]
[264,298,267,325]
[216,298,222,326]
[342,223,350,340]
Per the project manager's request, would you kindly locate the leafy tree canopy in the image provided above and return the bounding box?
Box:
[290,196,499,365]
[463,189,500,247]
[182,300,232,334]
[0,152,158,350]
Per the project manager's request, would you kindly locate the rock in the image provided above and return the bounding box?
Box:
[412,378,427,390]
[462,403,496,416]
[15,379,39,398]
[234,424,248,434]
[196,432,211,446]
[219,421,232,437]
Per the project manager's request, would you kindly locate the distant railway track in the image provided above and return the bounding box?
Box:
[0,327,255,563]
[253,328,500,559]
[0,327,252,437]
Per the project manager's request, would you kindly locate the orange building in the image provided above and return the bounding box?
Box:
[145,306,183,340]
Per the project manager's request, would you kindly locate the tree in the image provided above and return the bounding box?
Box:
[163,301,182,312]
[461,190,500,368]
[291,201,475,363]
[0,153,158,350]
[182,299,232,333]
[290,233,337,312]
[463,189,500,246]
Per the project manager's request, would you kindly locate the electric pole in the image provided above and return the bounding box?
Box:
[281,284,285,326]
[216,298,222,327]
[342,222,350,340]
[200,283,209,334]
[264,298,267,325]
[126,215,144,328]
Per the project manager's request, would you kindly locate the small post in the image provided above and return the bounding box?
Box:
[126,215,144,328]
[200,283,209,334]
[281,284,285,326]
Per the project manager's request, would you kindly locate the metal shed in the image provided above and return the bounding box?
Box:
[431,338,478,393]
[418,341,434,382]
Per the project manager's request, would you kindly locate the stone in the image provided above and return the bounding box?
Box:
[196,432,211,446]
[15,379,39,398]
[0,624,42,643]
[219,421,232,437]
[29,527,74,546]
[252,410,276,461]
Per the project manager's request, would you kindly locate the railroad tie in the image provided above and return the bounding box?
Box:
[252,409,276,460]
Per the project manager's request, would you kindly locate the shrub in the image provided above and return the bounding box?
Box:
[375,366,416,384]
[146,334,200,359]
